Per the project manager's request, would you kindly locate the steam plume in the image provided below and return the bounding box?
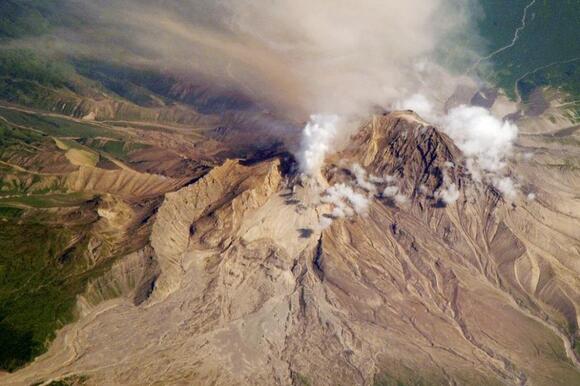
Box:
[298,115,340,175]
[442,105,518,173]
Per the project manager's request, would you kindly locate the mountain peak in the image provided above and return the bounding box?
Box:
[325,111,469,208]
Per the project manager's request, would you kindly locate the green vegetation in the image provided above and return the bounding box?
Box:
[574,340,580,360]
[0,1,54,39]
[0,221,85,371]
[476,0,580,111]
[0,111,110,371]
[73,60,172,108]
[293,372,312,386]
[0,107,146,372]
[0,170,68,196]
[0,49,74,89]
[0,198,134,372]
[0,203,124,372]
[0,206,23,219]
[0,107,138,372]
[0,117,45,147]
[0,193,94,209]
[82,138,151,161]
[0,1,247,120]
[374,373,424,386]
[0,107,120,139]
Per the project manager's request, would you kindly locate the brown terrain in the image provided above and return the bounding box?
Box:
[1,94,579,385]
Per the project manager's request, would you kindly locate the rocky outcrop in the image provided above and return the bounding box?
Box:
[150,159,283,301]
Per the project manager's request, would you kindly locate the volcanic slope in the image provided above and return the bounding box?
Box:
[3,112,580,386]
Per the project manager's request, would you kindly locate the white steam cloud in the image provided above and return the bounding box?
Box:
[493,176,518,200]
[298,115,340,175]
[317,163,411,229]
[397,99,519,176]
[382,186,407,205]
[394,94,435,122]
[382,186,399,198]
[442,105,518,173]
[350,163,377,193]
[321,183,369,218]
[436,183,460,204]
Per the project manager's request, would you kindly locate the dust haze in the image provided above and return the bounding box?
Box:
[33,0,482,120]
[14,1,509,182]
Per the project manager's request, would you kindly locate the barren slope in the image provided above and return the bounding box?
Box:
[2,112,579,386]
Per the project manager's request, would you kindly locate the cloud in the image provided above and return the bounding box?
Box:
[392,97,519,177]
[381,185,407,205]
[442,105,518,173]
[369,174,386,183]
[317,163,411,228]
[319,216,334,230]
[394,193,408,205]
[394,93,435,121]
[493,176,517,200]
[436,183,460,204]
[5,1,491,183]
[434,166,460,204]
[439,105,520,198]
[317,164,381,227]
[223,0,475,117]
[321,183,369,216]
[383,186,399,198]
[298,114,340,175]
[350,163,377,193]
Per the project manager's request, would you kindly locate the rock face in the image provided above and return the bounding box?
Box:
[150,159,284,301]
[3,112,580,386]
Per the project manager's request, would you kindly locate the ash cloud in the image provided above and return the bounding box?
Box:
[9,1,505,187]
[19,1,481,119]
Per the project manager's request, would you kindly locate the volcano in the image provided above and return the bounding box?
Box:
[3,111,579,386]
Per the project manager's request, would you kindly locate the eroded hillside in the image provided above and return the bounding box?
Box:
[2,112,579,386]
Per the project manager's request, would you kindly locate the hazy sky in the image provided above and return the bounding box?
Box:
[36,0,482,120]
